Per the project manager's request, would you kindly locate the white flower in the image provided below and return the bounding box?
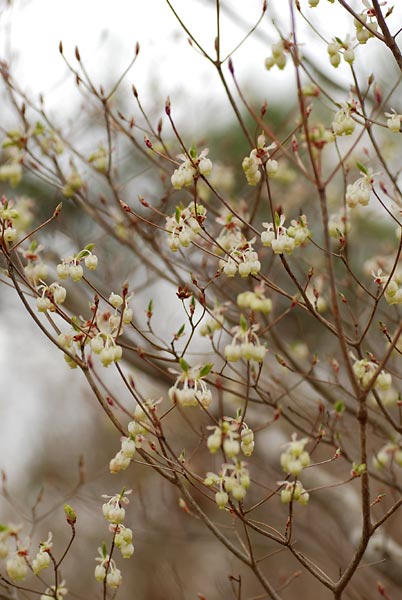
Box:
[385,110,402,133]
[85,254,98,270]
[106,566,122,589]
[6,553,28,581]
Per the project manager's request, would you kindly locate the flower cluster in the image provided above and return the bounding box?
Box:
[165,201,206,251]
[280,480,310,505]
[242,135,278,186]
[237,287,273,314]
[6,551,28,581]
[62,167,83,197]
[0,145,23,188]
[224,318,267,363]
[265,40,287,71]
[97,490,133,589]
[261,213,310,255]
[57,244,98,281]
[0,196,33,244]
[199,304,225,337]
[207,417,255,458]
[345,168,374,208]
[385,110,402,133]
[109,401,158,473]
[373,442,402,470]
[95,552,122,589]
[354,11,377,44]
[102,490,131,524]
[219,241,261,278]
[205,461,251,507]
[328,209,350,238]
[168,361,213,408]
[215,205,250,252]
[352,356,392,390]
[36,282,67,312]
[332,103,356,136]
[373,267,402,306]
[32,532,52,575]
[306,276,328,313]
[171,148,212,189]
[88,144,108,173]
[280,434,311,476]
[40,582,68,600]
[89,292,133,367]
[327,37,354,67]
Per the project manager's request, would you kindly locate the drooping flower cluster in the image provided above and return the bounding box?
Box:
[373,442,402,470]
[242,134,278,186]
[0,195,33,244]
[206,417,255,458]
[237,287,273,314]
[345,167,374,208]
[385,109,402,133]
[62,167,83,197]
[90,292,133,367]
[215,205,250,253]
[168,361,213,408]
[109,401,158,473]
[224,317,267,363]
[36,282,67,312]
[95,551,122,589]
[280,434,311,476]
[219,240,261,278]
[374,268,402,305]
[352,356,392,390]
[6,550,28,581]
[199,304,226,337]
[165,201,206,251]
[171,148,212,189]
[354,10,378,44]
[205,461,251,507]
[97,490,133,589]
[332,103,356,136]
[32,532,52,575]
[205,415,254,508]
[261,213,310,255]
[57,244,98,281]
[40,582,68,600]
[264,40,287,71]
[328,209,350,238]
[327,36,355,67]
[280,480,310,505]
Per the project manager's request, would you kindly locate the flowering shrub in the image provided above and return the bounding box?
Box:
[0,1,402,598]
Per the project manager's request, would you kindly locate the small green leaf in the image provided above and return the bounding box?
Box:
[84,243,94,252]
[102,543,108,559]
[175,206,181,224]
[274,211,280,227]
[240,314,248,332]
[177,324,185,337]
[0,524,9,532]
[334,400,344,414]
[179,357,189,372]
[199,363,213,378]
[147,299,153,313]
[189,143,197,159]
[356,161,368,175]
